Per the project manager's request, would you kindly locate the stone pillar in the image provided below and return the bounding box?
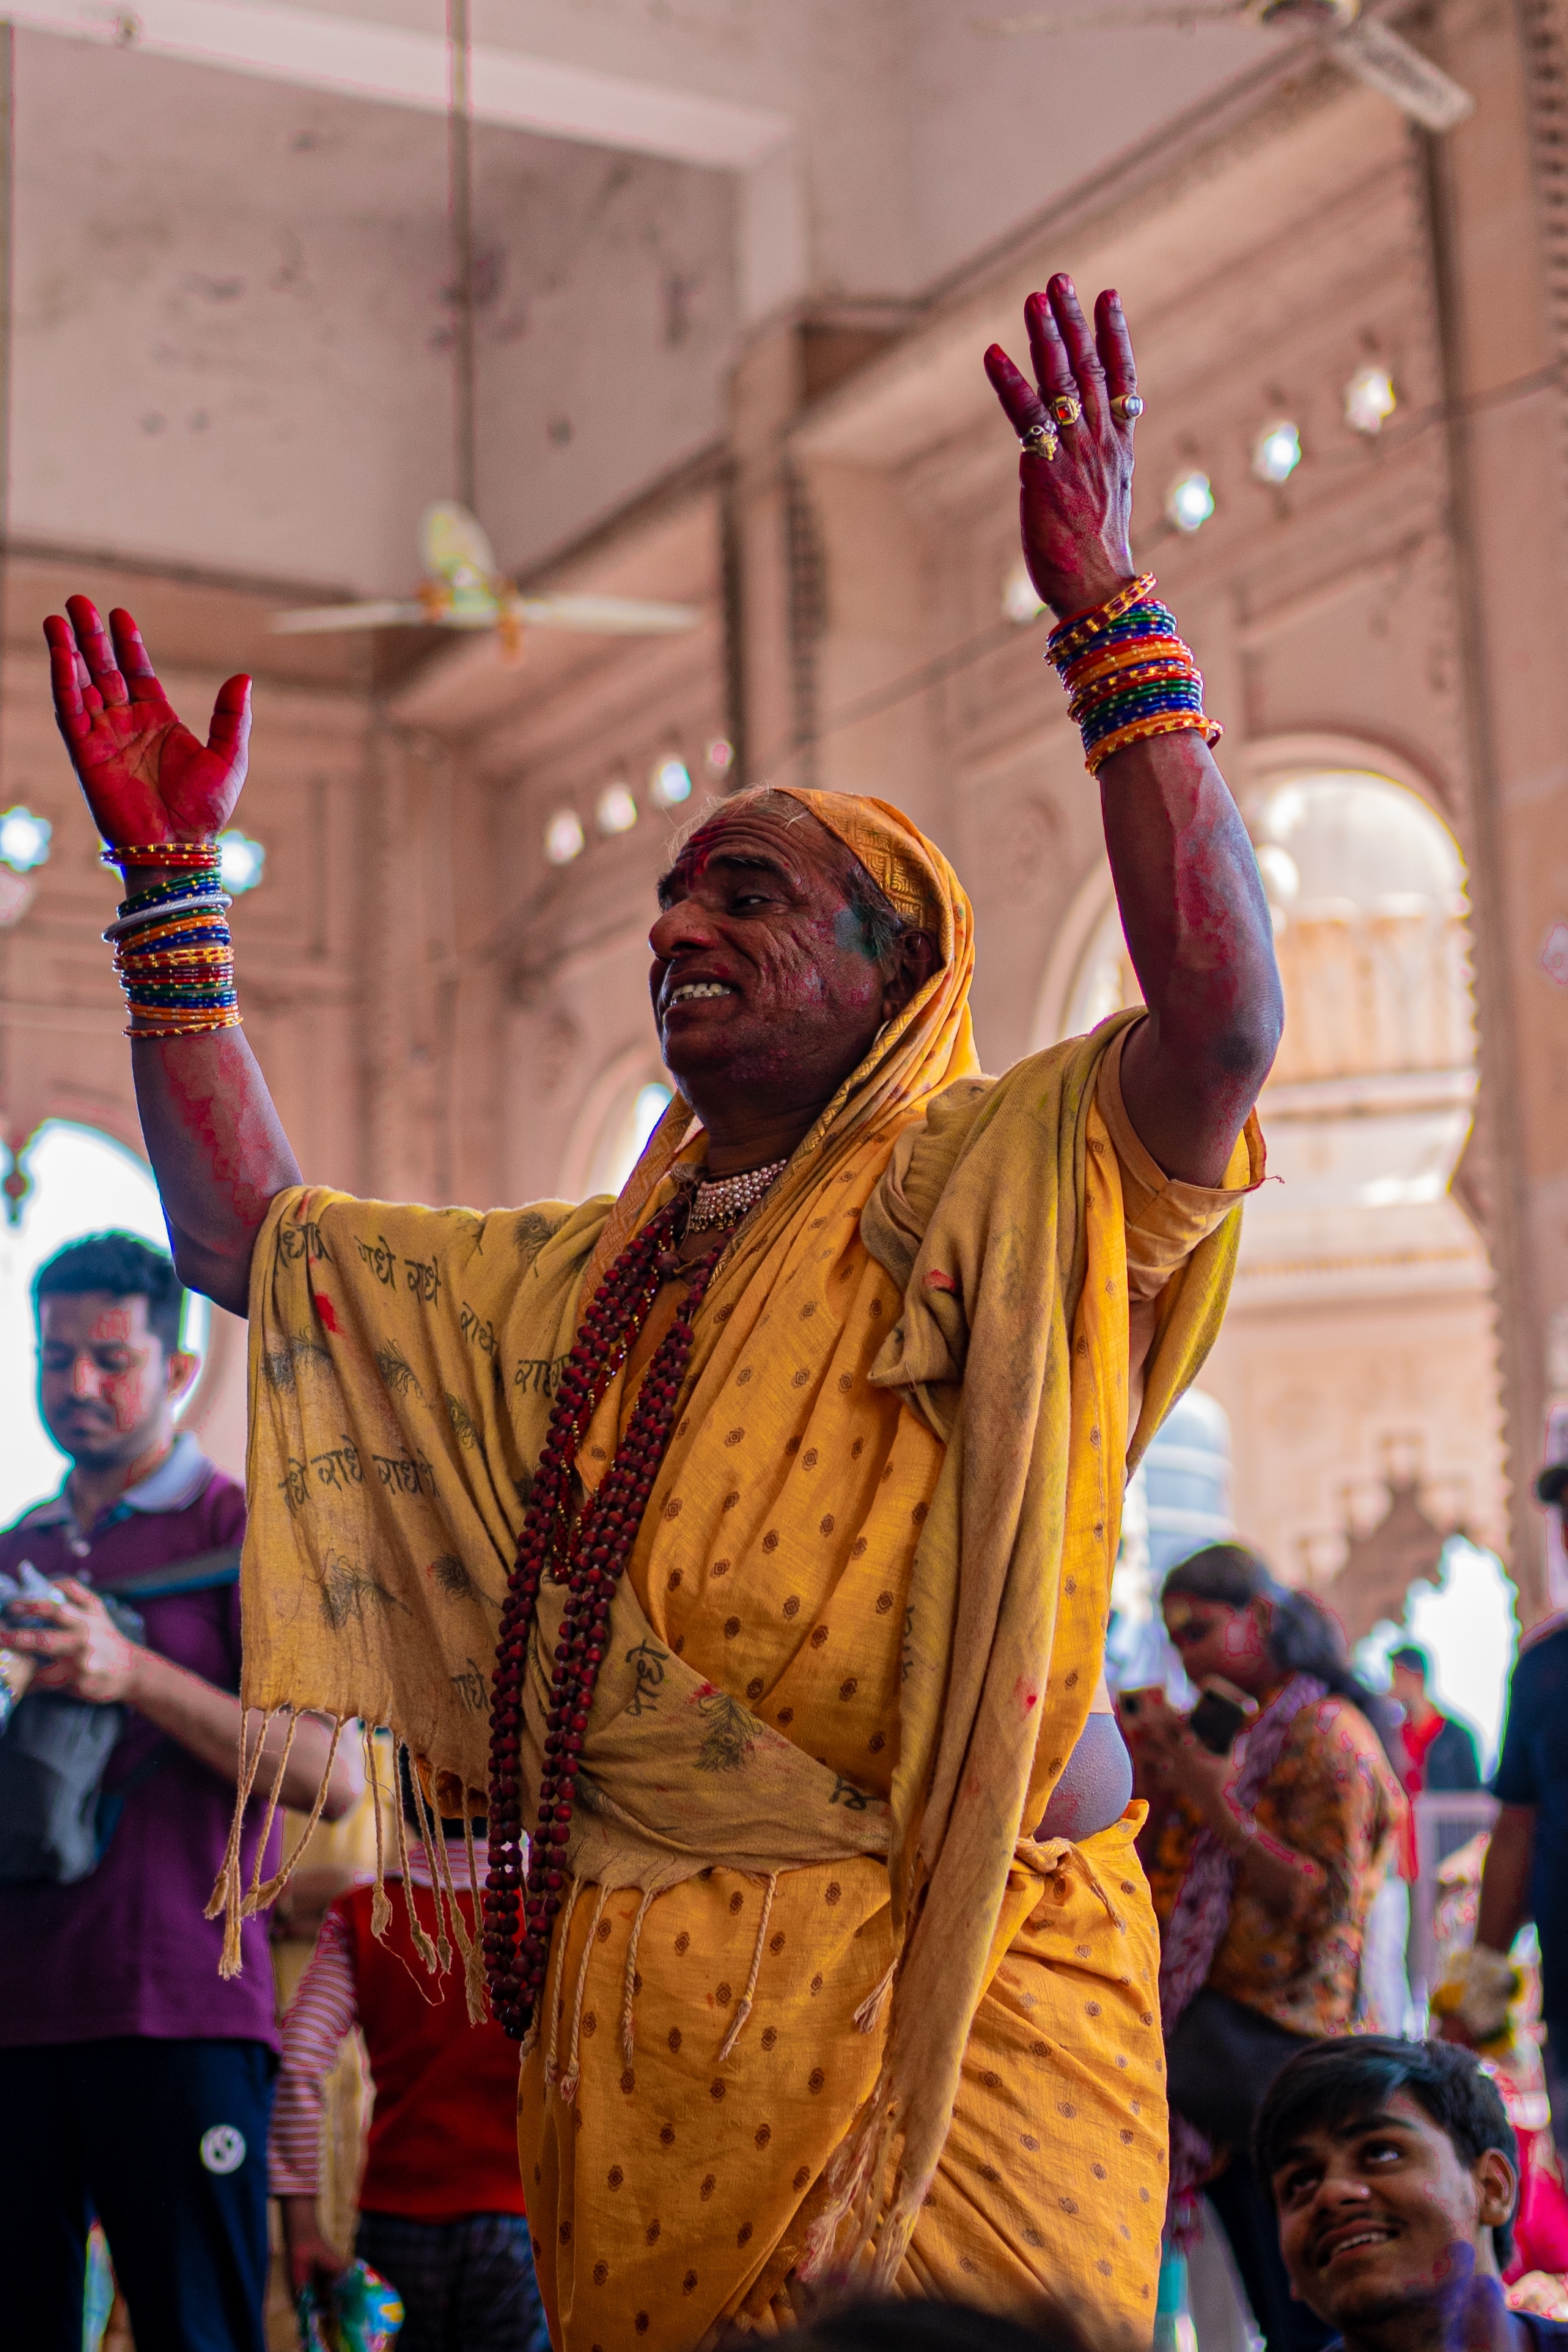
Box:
[727,322,806,787]
[1422,0,1568,1614]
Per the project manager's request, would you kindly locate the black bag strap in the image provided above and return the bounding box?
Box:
[95,1548,242,1603]
[94,1737,178,1862]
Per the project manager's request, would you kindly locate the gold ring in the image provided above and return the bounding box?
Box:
[1111,393,1145,423]
[1020,420,1059,462]
[1050,394,1083,427]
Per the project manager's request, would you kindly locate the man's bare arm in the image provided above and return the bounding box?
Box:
[45,599,301,1313]
[985,278,1282,1185]
[1476,1800,1534,1955]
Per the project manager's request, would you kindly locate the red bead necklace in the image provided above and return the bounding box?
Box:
[483,1191,730,2040]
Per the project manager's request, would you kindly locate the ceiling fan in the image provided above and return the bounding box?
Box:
[271,501,698,651]
[273,0,696,658]
[972,0,1475,133]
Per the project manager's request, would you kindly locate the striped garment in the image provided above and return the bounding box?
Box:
[268,1839,487,2198]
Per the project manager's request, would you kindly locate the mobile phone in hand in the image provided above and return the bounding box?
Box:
[1188,1676,1258,1756]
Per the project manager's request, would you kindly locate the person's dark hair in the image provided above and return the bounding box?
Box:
[34,1232,186,1356]
[1388,1644,1429,1679]
[1162,1543,1402,1765]
[841,857,910,964]
[784,2290,1117,2352]
[1255,2035,1517,2268]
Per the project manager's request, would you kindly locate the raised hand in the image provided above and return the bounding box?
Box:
[984,274,1140,622]
[44,596,251,850]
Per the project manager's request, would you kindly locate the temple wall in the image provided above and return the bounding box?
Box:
[0,0,1559,1625]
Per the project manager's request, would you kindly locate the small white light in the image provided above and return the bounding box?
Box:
[596,783,638,835]
[1003,556,1046,625]
[544,809,585,866]
[651,757,692,809]
[1166,471,1215,534]
[704,739,733,776]
[1345,364,1396,436]
[1252,420,1302,486]
[0,806,51,872]
[217,829,265,894]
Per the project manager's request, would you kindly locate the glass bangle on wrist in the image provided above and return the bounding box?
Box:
[1045,573,1223,774]
[100,841,221,872]
[104,867,241,1040]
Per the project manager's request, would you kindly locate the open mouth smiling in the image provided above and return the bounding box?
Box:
[1317,2224,1397,2269]
[663,977,739,1015]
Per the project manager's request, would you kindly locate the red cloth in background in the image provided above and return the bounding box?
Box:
[339,1878,526,2221]
[1506,2135,1568,2283]
[1396,1710,1445,1881]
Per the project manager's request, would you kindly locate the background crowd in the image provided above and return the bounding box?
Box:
[1,1226,1564,2352]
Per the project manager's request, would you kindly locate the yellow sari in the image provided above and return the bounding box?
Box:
[234,791,1256,2341]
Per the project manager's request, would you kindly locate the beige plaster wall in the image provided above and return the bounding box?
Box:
[0,4,1548,1639]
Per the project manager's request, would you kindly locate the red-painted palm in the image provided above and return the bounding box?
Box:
[45,596,251,849]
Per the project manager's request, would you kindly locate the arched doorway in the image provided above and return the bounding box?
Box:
[1042,765,1481,1282]
[1037,760,1509,1724]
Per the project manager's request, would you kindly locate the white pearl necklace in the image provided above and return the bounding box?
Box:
[683,1156,788,1235]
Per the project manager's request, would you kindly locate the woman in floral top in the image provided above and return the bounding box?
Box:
[1125,1545,1405,2352]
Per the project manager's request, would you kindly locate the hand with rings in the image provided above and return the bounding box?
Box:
[984,274,1144,622]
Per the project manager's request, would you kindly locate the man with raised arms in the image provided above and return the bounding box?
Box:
[45,278,1281,2342]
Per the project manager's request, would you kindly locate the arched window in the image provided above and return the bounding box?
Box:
[1042,766,1479,1239]
[1252,771,1473,1088]
[1042,761,1508,1724]
[0,1122,209,1525]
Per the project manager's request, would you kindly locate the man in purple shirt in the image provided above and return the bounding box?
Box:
[0,1232,361,2352]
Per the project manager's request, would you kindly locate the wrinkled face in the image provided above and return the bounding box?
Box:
[1161,1593,1271,1691]
[649,805,923,1109]
[1272,2090,1514,2330]
[37,1291,185,1468]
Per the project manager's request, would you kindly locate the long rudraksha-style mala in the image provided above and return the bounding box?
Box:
[482,1188,735,2041]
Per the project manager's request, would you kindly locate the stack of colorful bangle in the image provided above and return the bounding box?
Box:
[1046,572,1223,775]
[100,843,240,1040]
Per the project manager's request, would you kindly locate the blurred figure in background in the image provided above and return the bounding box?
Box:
[0,1234,360,2352]
[1385,1641,1482,2024]
[1447,1557,1568,2156]
[1124,1543,1403,2352]
[1391,1641,1481,1807]
[273,1761,549,2352]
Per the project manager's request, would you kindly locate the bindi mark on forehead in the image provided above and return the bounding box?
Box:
[89,1306,136,1345]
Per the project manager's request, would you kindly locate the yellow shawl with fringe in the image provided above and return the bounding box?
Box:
[235,790,1248,2326]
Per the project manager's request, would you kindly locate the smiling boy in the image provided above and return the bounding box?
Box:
[1257,2037,1567,2352]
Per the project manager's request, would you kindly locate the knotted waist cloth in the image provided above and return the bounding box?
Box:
[236,789,1262,2340]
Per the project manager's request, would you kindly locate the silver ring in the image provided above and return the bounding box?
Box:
[1111,393,1145,424]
